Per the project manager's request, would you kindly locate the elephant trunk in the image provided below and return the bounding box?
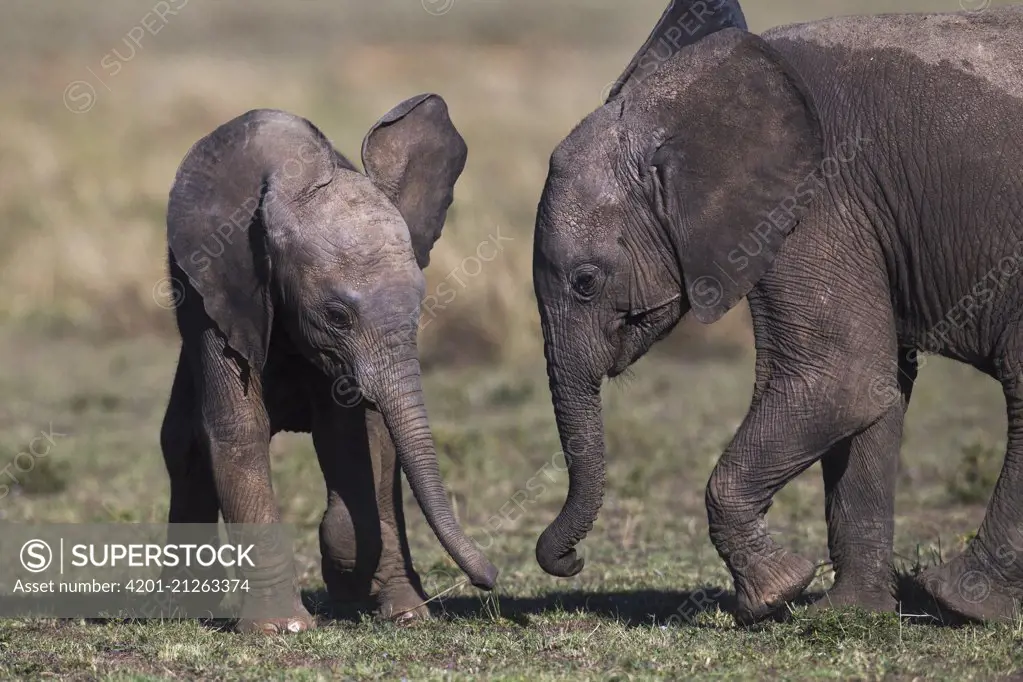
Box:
[367,354,498,590]
[535,337,606,577]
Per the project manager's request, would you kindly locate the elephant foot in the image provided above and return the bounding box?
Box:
[732,548,816,625]
[807,584,896,615]
[235,595,315,634]
[322,565,430,622]
[323,565,372,606]
[916,554,1023,624]
[376,579,431,623]
[808,557,897,615]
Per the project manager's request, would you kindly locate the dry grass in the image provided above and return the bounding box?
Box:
[2,0,1015,365]
[0,43,644,363]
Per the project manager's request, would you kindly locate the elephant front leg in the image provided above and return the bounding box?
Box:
[706,367,892,625]
[193,334,313,635]
[313,401,428,622]
[706,409,822,626]
[814,409,902,613]
[367,409,431,621]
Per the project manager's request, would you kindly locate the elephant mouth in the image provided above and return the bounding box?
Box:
[609,295,683,377]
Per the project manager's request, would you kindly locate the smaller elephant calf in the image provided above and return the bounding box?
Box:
[160,95,497,634]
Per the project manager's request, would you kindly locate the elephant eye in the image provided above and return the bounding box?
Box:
[326,303,355,331]
[570,265,602,301]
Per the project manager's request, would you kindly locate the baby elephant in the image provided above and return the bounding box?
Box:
[532,0,1023,626]
[159,95,497,634]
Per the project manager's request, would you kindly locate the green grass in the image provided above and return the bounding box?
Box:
[0,327,1021,680]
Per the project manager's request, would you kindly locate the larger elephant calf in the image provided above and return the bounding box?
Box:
[161,96,496,634]
[531,0,1023,624]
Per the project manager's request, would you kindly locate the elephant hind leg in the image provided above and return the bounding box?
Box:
[318,487,379,605]
[161,348,220,526]
[311,398,381,606]
[916,365,1023,623]
[159,349,226,601]
[811,346,917,615]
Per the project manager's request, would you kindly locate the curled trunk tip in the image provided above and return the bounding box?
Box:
[535,537,586,577]
[534,358,606,579]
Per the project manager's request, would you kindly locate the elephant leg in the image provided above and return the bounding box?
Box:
[813,346,916,613]
[706,345,898,625]
[312,395,428,622]
[366,409,431,621]
[312,399,381,607]
[916,360,1023,623]
[159,348,225,594]
[704,253,903,625]
[190,329,313,634]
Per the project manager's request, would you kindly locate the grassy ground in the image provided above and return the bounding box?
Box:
[3,0,1023,679]
[0,328,1021,680]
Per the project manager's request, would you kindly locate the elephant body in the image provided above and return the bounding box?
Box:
[762,9,1023,364]
[728,7,1023,624]
[161,102,496,634]
[531,1,1023,626]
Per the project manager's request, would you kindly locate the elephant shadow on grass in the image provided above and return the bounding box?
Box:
[301,585,738,629]
[68,578,956,630]
[301,576,971,629]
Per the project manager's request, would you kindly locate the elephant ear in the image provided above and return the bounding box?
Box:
[647,31,824,324]
[606,0,747,102]
[361,94,467,269]
[167,110,334,373]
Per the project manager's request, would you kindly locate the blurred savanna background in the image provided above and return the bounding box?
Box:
[2,1,1023,679]
[5,0,1005,362]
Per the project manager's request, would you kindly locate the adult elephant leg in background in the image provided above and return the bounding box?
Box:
[312,391,429,622]
[814,348,917,613]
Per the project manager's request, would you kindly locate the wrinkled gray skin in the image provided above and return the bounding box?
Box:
[533,0,1023,625]
[161,95,497,634]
